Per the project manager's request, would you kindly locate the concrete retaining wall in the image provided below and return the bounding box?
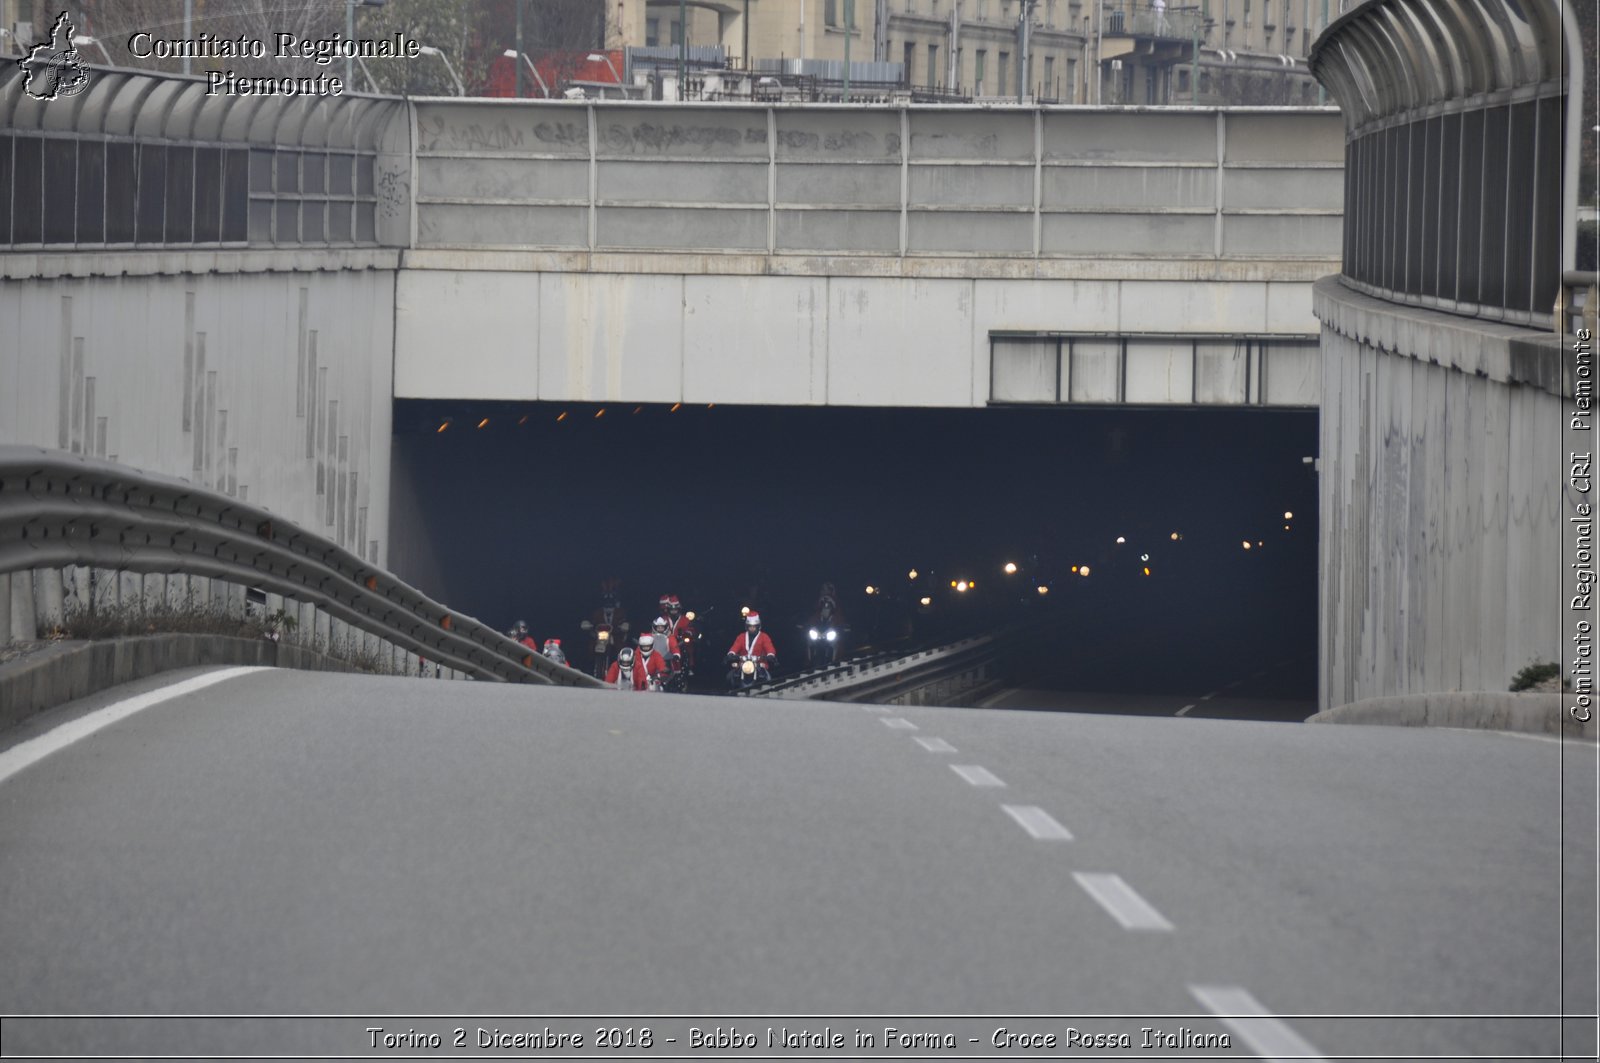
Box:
[1314,277,1584,718]
[0,253,399,565]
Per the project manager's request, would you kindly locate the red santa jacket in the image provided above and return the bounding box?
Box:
[606,652,667,691]
[726,630,777,661]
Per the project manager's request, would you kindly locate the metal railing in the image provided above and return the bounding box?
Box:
[758,635,1003,706]
[0,446,602,688]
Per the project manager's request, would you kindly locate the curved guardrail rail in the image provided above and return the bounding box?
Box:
[0,446,602,688]
[758,634,1004,707]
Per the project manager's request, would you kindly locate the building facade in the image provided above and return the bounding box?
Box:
[608,0,1332,103]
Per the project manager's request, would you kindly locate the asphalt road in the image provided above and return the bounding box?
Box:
[0,667,1594,1061]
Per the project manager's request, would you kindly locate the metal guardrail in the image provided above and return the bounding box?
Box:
[758,635,1003,706]
[0,446,603,688]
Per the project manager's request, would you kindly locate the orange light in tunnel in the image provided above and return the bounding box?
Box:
[1143,567,1151,576]
[671,402,681,412]
[633,406,643,414]
[517,415,529,426]
[594,408,606,419]
[556,411,568,422]
[436,419,450,433]
[476,417,490,429]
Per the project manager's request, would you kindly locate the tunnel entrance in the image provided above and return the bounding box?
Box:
[389,400,1318,705]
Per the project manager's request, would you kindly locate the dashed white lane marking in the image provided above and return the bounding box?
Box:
[1225,680,1243,689]
[950,764,1006,788]
[1072,872,1175,931]
[882,717,918,730]
[1199,692,1217,701]
[1189,985,1328,1062]
[0,667,270,787]
[1175,703,1197,716]
[914,737,958,753]
[1001,804,1073,841]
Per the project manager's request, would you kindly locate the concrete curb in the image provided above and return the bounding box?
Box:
[0,635,366,733]
[1307,691,1597,740]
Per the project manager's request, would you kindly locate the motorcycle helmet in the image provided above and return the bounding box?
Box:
[618,647,635,667]
[639,634,656,655]
[511,619,529,637]
[665,595,682,615]
[745,612,762,632]
[652,616,670,636]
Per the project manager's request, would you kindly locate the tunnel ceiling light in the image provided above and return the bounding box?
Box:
[632,405,643,414]
[517,415,529,425]
[594,407,606,418]
[670,402,681,412]
[476,417,489,429]
[556,411,568,422]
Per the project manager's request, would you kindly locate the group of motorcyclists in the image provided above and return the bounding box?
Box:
[507,580,849,693]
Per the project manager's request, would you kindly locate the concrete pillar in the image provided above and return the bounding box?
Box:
[119,571,141,613]
[36,568,65,635]
[143,573,167,617]
[0,574,10,645]
[329,617,347,656]
[9,570,33,640]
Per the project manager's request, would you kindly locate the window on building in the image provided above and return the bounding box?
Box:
[1044,55,1055,98]
[956,46,963,86]
[929,43,940,84]
[1067,57,1076,99]
[646,18,659,46]
[671,19,682,44]
[977,0,987,20]
[1044,0,1055,27]
[975,48,986,93]
[826,0,838,26]
[998,51,1009,94]
[904,40,916,81]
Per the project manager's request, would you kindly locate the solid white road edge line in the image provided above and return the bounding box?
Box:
[950,764,1006,788]
[1001,803,1073,840]
[914,736,958,753]
[1071,872,1175,931]
[0,667,271,787]
[1188,985,1328,1062]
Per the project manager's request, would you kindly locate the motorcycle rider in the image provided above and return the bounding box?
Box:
[608,636,668,691]
[542,638,570,668]
[663,594,697,674]
[581,578,630,675]
[509,619,538,652]
[726,612,778,687]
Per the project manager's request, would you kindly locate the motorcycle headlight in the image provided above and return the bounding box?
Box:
[597,632,609,643]
[742,660,756,676]
[825,629,837,641]
[808,628,819,640]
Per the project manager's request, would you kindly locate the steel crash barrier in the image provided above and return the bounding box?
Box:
[0,446,602,688]
[756,635,1004,707]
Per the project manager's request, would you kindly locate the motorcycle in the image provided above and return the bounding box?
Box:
[727,653,773,690]
[805,623,842,668]
[581,620,624,679]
